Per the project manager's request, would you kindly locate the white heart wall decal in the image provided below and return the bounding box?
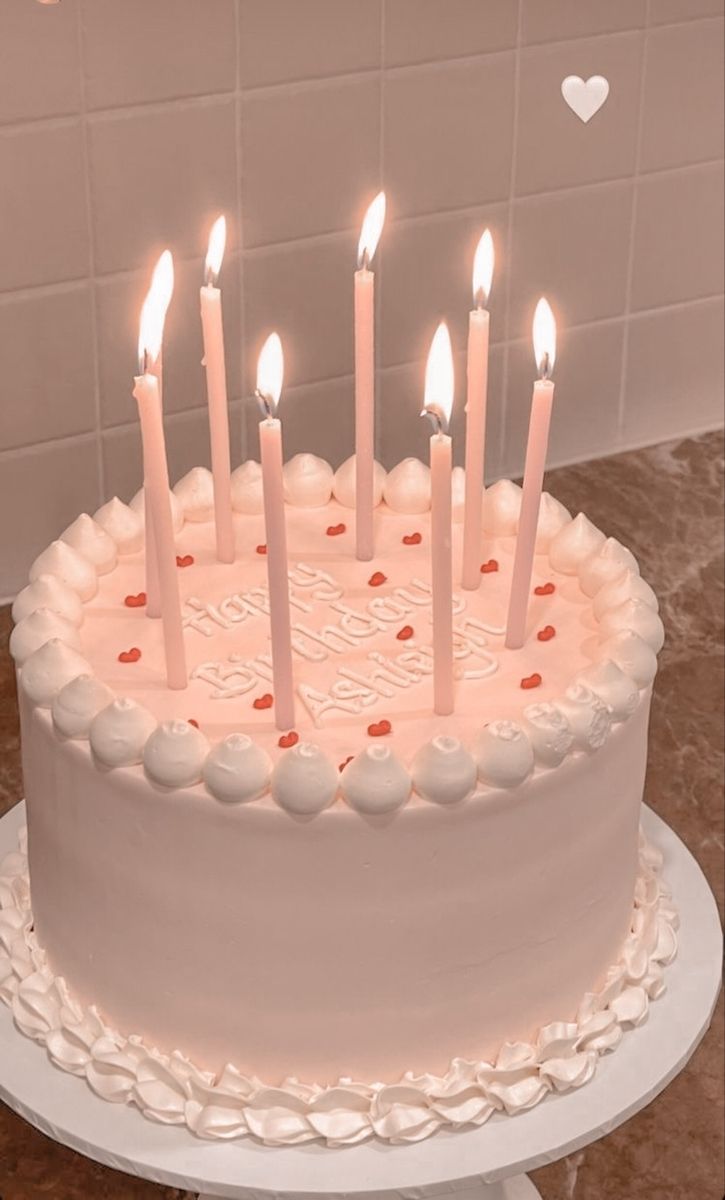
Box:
[561,75,610,123]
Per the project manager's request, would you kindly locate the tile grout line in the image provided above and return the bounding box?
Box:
[234,0,248,467]
[498,0,524,484]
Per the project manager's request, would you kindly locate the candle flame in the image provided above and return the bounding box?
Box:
[422,322,454,434]
[138,250,174,371]
[533,297,556,380]
[472,229,494,309]
[205,215,227,284]
[256,332,284,418]
[357,191,386,269]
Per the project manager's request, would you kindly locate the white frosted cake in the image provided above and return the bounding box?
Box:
[2,454,677,1146]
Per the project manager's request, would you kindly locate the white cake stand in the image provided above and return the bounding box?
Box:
[0,801,721,1200]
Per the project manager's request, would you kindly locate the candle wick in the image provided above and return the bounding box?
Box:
[358,246,370,271]
[473,287,487,312]
[421,406,448,437]
[255,389,276,421]
[538,352,553,382]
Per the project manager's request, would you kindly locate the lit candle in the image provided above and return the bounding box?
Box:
[255,333,295,731]
[505,299,557,649]
[132,264,187,690]
[143,250,174,619]
[354,191,386,561]
[422,322,455,716]
[200,215,234,564]
[462,229,494,591]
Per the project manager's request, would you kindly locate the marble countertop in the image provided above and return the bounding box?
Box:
[0,431,722,1200]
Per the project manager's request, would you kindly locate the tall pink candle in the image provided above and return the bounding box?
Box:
[354,191,385,562]
[201,215,234,564]
[256,333,295,731]
[141,251,173,619]
[423,322,455,716]
[505,299,557,650]
[462,230,494,591]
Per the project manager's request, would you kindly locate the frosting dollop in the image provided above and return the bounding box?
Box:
[341,745,411,814]
[144,720,210,788]
[12,574,84,628]
[203,734,272,803]
[60,513,117,575]
[19,639,91,707]
[535,492,571,552]
[555,684,612,753]
[9,608,82,666]
[578,537,639,597]
[93,496,144,554]
[29,540,97,602]
[173,467,215,523]
[383,458,431,514]
[283,454,334,508]
[523,703,574,767]
[598,631,658,688]
[411,735,477,805]
[598,599,665,653]
[130,486,184,534]
[89,698,157,768]
[231,460,264,514]
[332,454,386,508]
[592,569,659,620]
[475,721,534,788]
[271,743,338,815]
[548,513,605,575]
[576,661,639,721]
[482,480,522,537]
[51,674,115,739]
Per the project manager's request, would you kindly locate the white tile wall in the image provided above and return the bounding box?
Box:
[0,0,722,595]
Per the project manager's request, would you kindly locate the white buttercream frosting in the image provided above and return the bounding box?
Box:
[271,743,338,815]
[93,496,144,554]
[283,454,334,508]
[173,467,215,523]
[383,458,431,514]
[482,480,522,537]
[578,537,639,598]
[203,734,272,803]
[51,674,115,739]
[598,631,658,688]
[130,486,184,534]
[29,540,97,602]
[535,492,571,551]
[332,454,386,509]
[555,684,613,753]
[411,735,477,805]
[548,513,605,575]
[598,599,665,654]
[12,574,84,628]
[19,639,92,707]
[475,721,534,788]
[341,745,411,814]
[576,661,640,722]
[592,569,659,620]
[0,829,677,1147]
[9,608,82,666]
[523,703,574,767]
[144,720,210,788]
[89,698,157,768]
[231,460,264,514]
[60,513,117,575]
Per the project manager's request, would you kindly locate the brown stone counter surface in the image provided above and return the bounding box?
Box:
[0,432,723,1200]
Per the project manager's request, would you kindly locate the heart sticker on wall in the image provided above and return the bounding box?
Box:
[561,75,610,123]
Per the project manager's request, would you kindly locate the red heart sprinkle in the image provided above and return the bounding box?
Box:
[256,544,267,555]
[278,731,299,749]
[253,693,274,710]
[339,755,354,772]
[118,647,141,663]
[124,592,147,608]
[521,673,542,690]
[176,554,194,568]
[188,719,199,729]
[537,625,556,642]
[402,532,422,545]
[368,571,387,587]
[396,625,414,641]
[534,581,555,596]
[367,719,392,737]
[326,523,346,536]
[480,559,499,574]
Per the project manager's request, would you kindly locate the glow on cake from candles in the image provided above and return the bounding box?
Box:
[138,250,174,618]
[354,190,386,563]
[462,229,494,591]
[255,333,296,730]
[201,214,234,564]
[133,261,187,689]
[422,322,455,715]
[505,298,557,650]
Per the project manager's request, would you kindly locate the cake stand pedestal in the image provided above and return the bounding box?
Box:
[0,802,721,1200]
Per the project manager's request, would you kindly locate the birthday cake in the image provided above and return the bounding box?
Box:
[2,454,677,1146]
